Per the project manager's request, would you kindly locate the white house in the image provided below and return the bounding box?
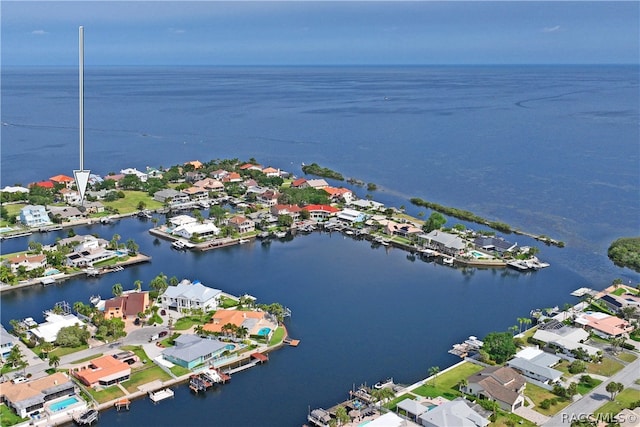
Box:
[160,279,222,312]
[19,205,52,227]
[506,347,563,385]
[29,313,86,343]
[173,222,220,240]
[337,208,367,224]
[419,398,490,427]
[168,214,198,227]
[120,167,148,182]
[5,253,47,273]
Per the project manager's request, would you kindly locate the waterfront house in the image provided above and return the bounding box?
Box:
[383,220,422,239]
[65,244,117,268]
[73,355,131,388]
[0,325,18,361]
[462,366,526,412]
[32,180,54,189]
[154,188,183,203]
[302,204,340,222]
[599,292,640,315]
[291,178,307,188]
[185,160,204,169]
[194,177,225,192]
[162,334,228,369]
[4,253,47,274]
[506,347,563,385]
[168,214,197,227]
[28,313,86,343]
[262,166,280,177]
[104,292,151,319]
[48,206,84,222]
[120,167,148,182]
[240,163,262,171]
[304,178,330,190]
[19,205,52,227]
[227,215,256,234]
[49,174,75,188]
[103,173,125,187]
[145,167,164,179]
[349,199,385,211]
[0,372,77,418]
[160,279,222,313]
[257,189,280,207]
[83,201,105,214]
[1,185,29,194]
[474,236,518,254]
[417,230,467,255]
[271,204,303,220]
[173,221,220,240]
[574,312,634,339]
[323,186,354,203]
[396,398,430,423]
[203,309,278,339]
[182,186,209,201]
[337,208,368,225]
[57,234,109,250]
[532,321,600,358]
[419,398,490,427]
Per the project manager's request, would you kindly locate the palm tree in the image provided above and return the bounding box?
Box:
[48,354,61,369]
[134,280,142,292]
[73,301,84,314]
[428,366,440,386]
[112,283,124,297]
[458,378,468,392]
[40,341,54,359]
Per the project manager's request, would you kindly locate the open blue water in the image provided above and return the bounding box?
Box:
[1,66,638,426]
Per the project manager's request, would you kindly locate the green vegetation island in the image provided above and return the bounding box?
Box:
[608,237,640,273]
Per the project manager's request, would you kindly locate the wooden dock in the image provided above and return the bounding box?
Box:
[283,337,300,347]
[114,398,130,411]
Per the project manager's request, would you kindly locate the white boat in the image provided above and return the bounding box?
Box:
[172,240,186,250]
[148,388,174,403]
[443,257,455,265]
[239,239,250,244]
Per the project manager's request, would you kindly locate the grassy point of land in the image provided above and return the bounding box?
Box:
[268,326,286,346]
[87,385,126,404]
[412,362,484,400]
[102,190,163,214]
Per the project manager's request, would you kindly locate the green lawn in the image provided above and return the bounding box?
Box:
[173,316,207,331]
[618,352,637,363]
[123,365,172,393]
[491,411,537,427]
[49,344,89,358]
[577,378,602,395]
[170,365,190,377]
[269,326,285,346]
[121,345,150,364]
[87,385,125,404]
[0,403,29,427]
[524,382,572,416]
[412,362,484,400]
[384,393,418,411]
[102,191,163,214]
[586,358,624,377]
[595,388,640,417]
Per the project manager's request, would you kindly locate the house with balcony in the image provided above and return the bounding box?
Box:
[228,215,255,234]
[162,335,228,369]
[159,279,222,313]
[0,372,77,418]
[19,205,52,227]
[104,292,151,320]
[4,253,47,274]
[257,190,279,207]
[303,204,340,222]
[120,167,148,182]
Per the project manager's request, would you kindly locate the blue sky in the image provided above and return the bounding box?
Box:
[2,1,639,66]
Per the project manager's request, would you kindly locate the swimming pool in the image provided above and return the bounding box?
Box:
[257,327,271,336]
[44,269,61,276]
[471,251,487,258]
[225,344,236,351]
[49,396,79,412]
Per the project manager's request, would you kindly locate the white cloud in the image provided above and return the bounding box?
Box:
[31,30,48,35]
[542,25,561,33]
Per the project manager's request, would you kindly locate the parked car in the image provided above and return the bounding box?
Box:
[12,376,28,384]
[134,318,140,326]
[160,309,166,316]
[159,330,169,338]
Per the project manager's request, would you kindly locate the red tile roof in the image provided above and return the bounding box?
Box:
[33,181,54,188]
[303,204,340,213]
[49,174,74,183]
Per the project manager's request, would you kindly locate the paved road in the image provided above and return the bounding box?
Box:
[543,357,640,426]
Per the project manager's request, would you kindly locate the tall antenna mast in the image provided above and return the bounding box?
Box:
[74,25,91,203]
